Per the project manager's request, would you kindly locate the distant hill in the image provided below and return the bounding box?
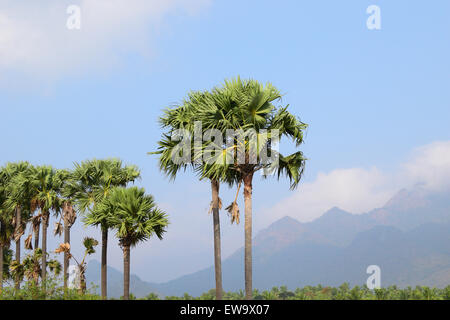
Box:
[85,260,160,299]
[86,186,450,298]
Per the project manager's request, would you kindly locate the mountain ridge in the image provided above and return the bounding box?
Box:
[86,186,450,297]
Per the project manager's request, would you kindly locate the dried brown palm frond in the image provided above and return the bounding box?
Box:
[226,202,240,224]
[226,180,242,224]
[55,242,71,254]
[31,214,42,233]
[54,221,63,236]
[13,225,25,242]
[24,234,33,250]
[63,202,77,227]
[208,197,223,214]
[30,199,39,213]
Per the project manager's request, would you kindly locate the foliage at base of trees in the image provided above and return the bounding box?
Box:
[1,283,449,300]
[0,276,99,300]
[156,285,450,300]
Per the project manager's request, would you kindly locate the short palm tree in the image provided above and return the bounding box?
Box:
[93,186,169,300]
[73,158,140,299]
[55,237,98,294]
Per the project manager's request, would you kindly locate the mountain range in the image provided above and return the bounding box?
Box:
[86,185,450,298]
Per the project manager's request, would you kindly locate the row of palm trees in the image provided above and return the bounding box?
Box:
[0,159,168,300]
[152,77,307,300]
[1,77,306,300]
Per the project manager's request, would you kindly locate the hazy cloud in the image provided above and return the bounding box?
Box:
[401,141,450,191]
[0,0,210,84]
[264,141,450,223]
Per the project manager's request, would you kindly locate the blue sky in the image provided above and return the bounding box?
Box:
[1,0,449,282]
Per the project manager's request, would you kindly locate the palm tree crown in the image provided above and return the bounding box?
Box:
[92,186,168,300]
[97,187,168,247]
[75,158,140,300]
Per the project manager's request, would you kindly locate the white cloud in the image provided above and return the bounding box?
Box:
[401,141,450,191]
[0,0,210,84]
[264,141,450,223]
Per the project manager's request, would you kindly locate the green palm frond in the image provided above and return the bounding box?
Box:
[93,187,169,248]
[276,151,307,190]
[48,259,62,276]
[73,159,141,230]
[151,76,307,226]
[83,237,98,255]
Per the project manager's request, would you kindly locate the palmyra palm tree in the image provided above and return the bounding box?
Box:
[0,246,12,293]
[0,221,5,293]
[152,90,237,300]
[53,169,78,291]
[28,165,61,286]
[153,78,306,299]
[73,158,140,299]
[192,77,308,299]
[0,169,6,292]
[0,168,13,293]
[2,162,33,290]
[0,159,151,298]
[92,186,168,300]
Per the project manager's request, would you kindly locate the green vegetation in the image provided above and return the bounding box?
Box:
[1,283,449,300]
[0,274,100,300]
[0,159,168,300]
[161,285,450,300]
[55,236,99,294]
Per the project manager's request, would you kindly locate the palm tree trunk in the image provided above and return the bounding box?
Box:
[211,179,223,300]
[41,212,49,287]
[79,265,86,295]
[0,220,3,293]
[123,244,130,300]
[34,222,40,250]
[243,172,254,300]
[15,207,21,290]
[63,224,70,290]
[0,242,3,293]
[101,227,108,299]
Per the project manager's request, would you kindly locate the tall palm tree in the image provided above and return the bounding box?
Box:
[0,168,13,292]
[29,165,61,286]
[0,220,4,292]
[0,245,12,293]
[152,91,231,300]
[54,169,78,291]
[0,168,6,292]
[0,214,14,294]
[93,186,168,300]
[2,162,33,290]
[195,77,308,299]
[73,158,140,299]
